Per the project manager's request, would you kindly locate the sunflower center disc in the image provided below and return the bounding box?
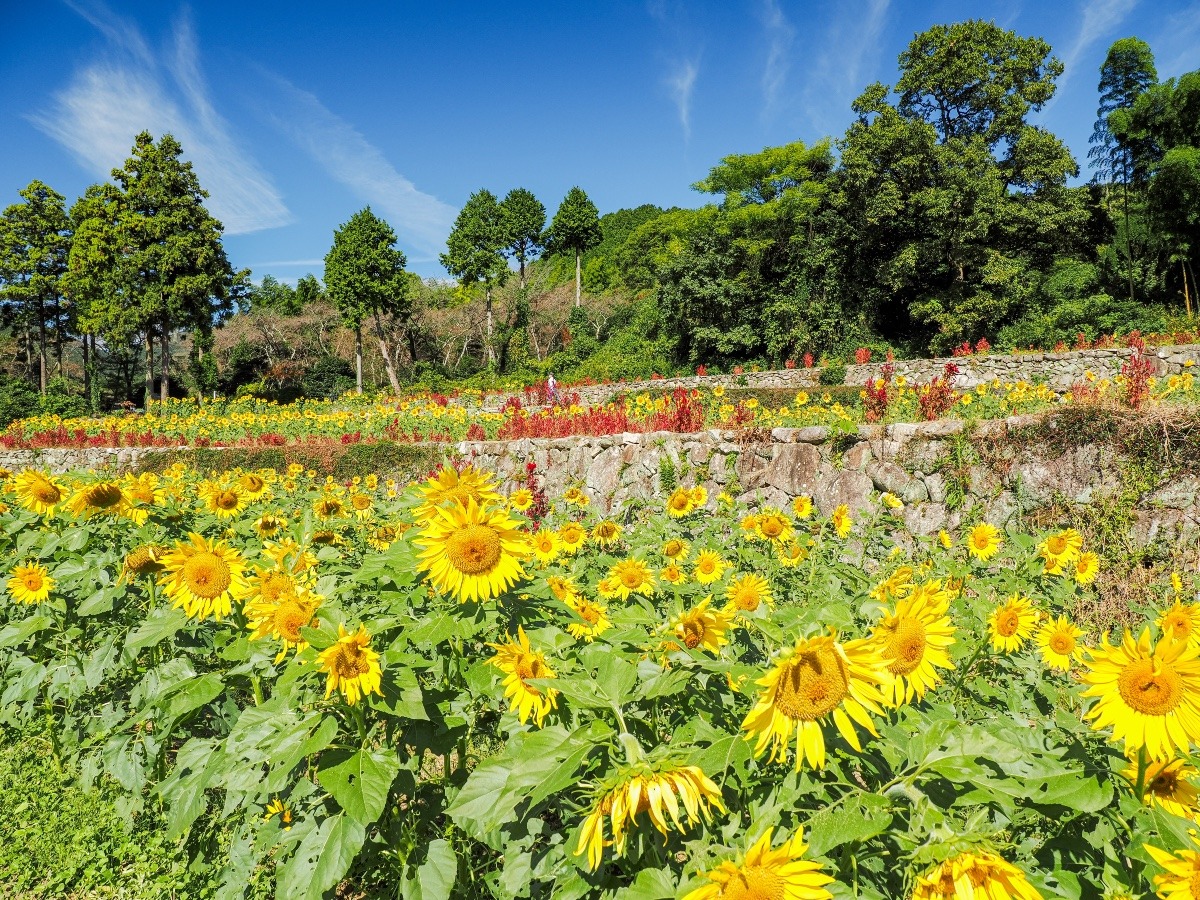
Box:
[1151,770,1178,794]
[1190,866,1200,899]
[240,475,264,492]
[88,484,124,508]
[683,621,704,648]
[181,552,232,599]
[760,519,783,538]
[334,645,370,678]
[353,495,371,510]
[217,491,240,510]
[721,865,786,900]
[1046,536,1068,556]
[23,574,43,591]
[996,610,1020,637]
[774,648,850,721]
[580,604,600,625]
[1050,633,1075,655]
[1118,658,1184,716]
[447,524,503,575]
[885,618,927,676]
[619,567,643,589]
[274,600,309,641]
[734,587,761,611]
[32,479,61,504]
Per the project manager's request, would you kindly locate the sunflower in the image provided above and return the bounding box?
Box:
[312,493,346,520]
[592,520,623,547]
[245,566,308,608]
[1074,551,1100,585]
[414,464,502,521]
[158,534,250,621]
[739,514,761,537]
[792,495,814,519]
[608,558,656,600]
[869,565,915,604]
[830,504,852,538]
[123,472,165,511]
[912,850,1043,900]
[872,580,956,706]
[415,499,530,603]
[1039,528,1083,575]
[7,562,53,605]
[316,623,382,706]
[489,627,558,726]
[263,538,318,574]
[742,632,886,769]
[531,529,561,564]
[938,529,954,549]
[1160,601,1200,647]
[562,486,588,507]
[988,595,1040,653]
[682,826,833,900]
[1147,834,1200,900]
[367,524,400,551]
[237,472,269,500]
[662,563,688,585]
[546,574,579,603]
[349,492,374,521]
[66,479,132,519]
[726,573,773,613]
[689,485,708,508]
[966,523,1003,561]
[666,487,696,518]
[12,470,65,517]
[264,798,293,830]
[880,491,904,510]
[1124,756,1200,822]
[1081,627,1200,759]
[755,508,794,544]
[558,521,587,553]
[662,538,690,561]
[122,544,168,580]
[597,576,622,600]
[245,584,322,663]
[694,550,729,586]
[671,597,735,653]
[1035,616,1086,671]
[576,764,724,871]
[198,480,249,519]
[509,488,534,512]
[775,541,808,567]
[564,594,611,642]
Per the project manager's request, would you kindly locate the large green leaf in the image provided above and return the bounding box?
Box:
[124,607,188,654]
[804,792,894,856]
[401,839,457,900]
[0,615,53,648]
[277,813,366,900]
[317,748,401,826]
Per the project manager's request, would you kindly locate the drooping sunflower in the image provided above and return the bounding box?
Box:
[546,574,578,603]
[938,529,954,550]
[316,623,382,706]
[726,573,773,613]
[911,850,1043,900]
[66,479,132,519]
[158,533,250,621]
[564,594,611,642]
[607,558,656,600]
[348,492,374,521]
[1035,616,1086,671]
[415,499,530,603]
[576,764,724,871]
[966,522,1003,561]
[558,521,587,554]
[880,491,904,510]
[1074,551,1100,585]
[1160,601,1200,648]
[742,632,886,769]
[872,580,956,707]
[755,508,794,544]
[1146,834,1200,900]
[693,550,729,586]
[122,544,168,581]
[775,541,808,567]
[7,561,54,605]
[12,470,65,517]
[197,480,249,520]
[251,513,287,539]
[666,487,695,518]
[988,595,1041,653]
[312,493,346,521]
[489,626,558,726]
[1081,627,1200,759]
[682,826,833,900]
[366,523,400,552]
[869,565,915,604]
[591,520,623,547]
[662,538,690,561]
[671,596,735,653]
[509,488,534,512]
[792,495,814,519]
[531,528,561,564]
[1039,528,1084,575]
[123,472,165,512]
[414,464,502,521]
[830,504,852,539]
[1124,756,1200,822]
[245,584,322,663]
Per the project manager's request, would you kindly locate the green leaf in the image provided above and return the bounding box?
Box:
[317,748,401,826]
[277,813,366,900]
[77,585,118,617]
[124,606,188,654]
[401,839,457,900]
[804,792,894,856]
[0,615,53,648]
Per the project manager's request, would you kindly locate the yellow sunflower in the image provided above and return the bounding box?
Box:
[1073,551,1100,585]
[661,563,688,585]
[988,595,1040,653]
[564,594,611,642]
[792,495,814,519]
[872,580,956,706]
[158,533,250,621]
[1039,528,1083,575]
[198,480,249,519]
[775,541,808,567]
[666,487,696,518]
[245,584,322,663]
[348,492,374,521]
[938,529,954,549]
[592,520,623,547]
[694,550,730,586]
[1147,834,1200,900]
[546,574,579,604]
[414,464,502,521]
[880,491,904,510]
[1125,756,1200,822]
[316,623,382,706]
[726,573,773,613]
[415,499,530,603]
[367,523,400,552]
[739,514,761,537]
[7,561,53,605]
[689,485,708,508]
[661,538,690,561]
[755,508,794,544]
[489,626,558,726]
[509,488,534,512]
[576,764,723,871]
[1081,627,1200,759]
[249,513,285,539]
[966,522,1003,561]
[1160,601,1200,647]
[869,565,915,604]
[742,632,886,769]
[670,596,735,653]
[682,826,833,900]
[12,470,65,517]
[264,798,293,830]
[597,576,622,600]
[912,850,1043,900]
[312,493,346,520]
[562,486,588,507]
[531,528,561,564]
[558,521,587,553]
[608,558,656,600]
[122,544,168,581]
[1035,616,1086,671]
[830,504,852,539]
[66,479,133,519]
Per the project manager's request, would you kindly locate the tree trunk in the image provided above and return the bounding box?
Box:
[82,334,90,405]
[53,295,63,377]
[485,287,496,365]
[372,308,403,395]
[355,326,363,394]
[38,296,47,394]
[574,251,582,307]
[144,328,155,406]
[529,319,542,361]
[159,315,170,401]
[519,255,527,291]
[406,323,419,365]
[1122,177,1135,301]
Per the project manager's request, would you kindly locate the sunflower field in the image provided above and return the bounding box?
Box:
[2,461,1200,900]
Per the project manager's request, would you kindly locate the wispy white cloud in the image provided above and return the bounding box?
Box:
[262,77,456,257]
[32,2,289,234]
[1052,0,1139,100]
[666,59,700,140]
[802,0,890,133]
[759,0,795,119]
[1152,1,1200,76]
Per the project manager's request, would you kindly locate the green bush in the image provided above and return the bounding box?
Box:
[0,373,40,427]
[818,360,848,385]
[38,375,89,418]
[301,354,356,399]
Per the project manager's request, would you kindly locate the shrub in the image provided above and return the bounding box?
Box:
[301,355,356,399]
[0,373,40,427]
[818,360,847,385]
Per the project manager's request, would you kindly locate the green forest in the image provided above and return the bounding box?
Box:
[1,21,1198,419]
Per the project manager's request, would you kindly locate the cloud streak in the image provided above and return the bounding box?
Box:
[666,59,700,140]
[801,0,890,133]
[759,0,795,118]
[263,77,456,257]
[32,2,289,234]
[1052,0,1139,100]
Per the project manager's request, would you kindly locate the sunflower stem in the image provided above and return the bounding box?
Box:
[1133,746,1148,800]
[251,675,264,707]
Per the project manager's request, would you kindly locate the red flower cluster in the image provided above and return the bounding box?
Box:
[918,363,960,421]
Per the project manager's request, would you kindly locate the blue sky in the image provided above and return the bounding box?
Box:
[2,1,1198,281]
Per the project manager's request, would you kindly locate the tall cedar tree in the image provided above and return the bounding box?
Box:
[0,181,71,393]
[500,188,546,289]
[111,132,240,402]
[547,186,602,306]
[440,190,509,364]
[324,207,410,393]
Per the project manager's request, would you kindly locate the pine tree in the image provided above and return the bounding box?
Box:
[440,190,509,365]
[546,187,602,306]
